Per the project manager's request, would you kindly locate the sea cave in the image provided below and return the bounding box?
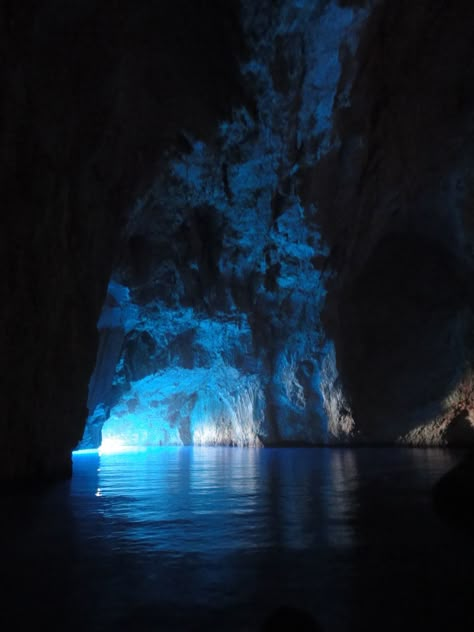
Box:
[2,1,474,630]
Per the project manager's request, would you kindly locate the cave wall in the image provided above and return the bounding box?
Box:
[3,0,474,483]
[82,0,474,450]
[81,0,366,450]
[1,0,244,481]
[317,0,474,442]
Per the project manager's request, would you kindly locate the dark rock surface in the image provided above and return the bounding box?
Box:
[1,0,244,480]
[83,0,474,451]
[433,451,474,529]
[3,0,474,481]
[320,0,474,443]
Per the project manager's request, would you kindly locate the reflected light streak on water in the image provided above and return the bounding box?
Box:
[3,447,473,632]
[73,447,341,555]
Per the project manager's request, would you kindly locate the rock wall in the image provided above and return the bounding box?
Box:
[3,1,474,483]
[81,0,474,450]
[318,0,474,443]
[1,0,244,482]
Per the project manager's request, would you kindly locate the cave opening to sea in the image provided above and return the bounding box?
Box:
[4,0,474,630]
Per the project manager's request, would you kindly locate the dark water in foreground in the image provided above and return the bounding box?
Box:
[2,447,473,631]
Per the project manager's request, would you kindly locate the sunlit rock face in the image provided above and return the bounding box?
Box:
[81,0,474,450]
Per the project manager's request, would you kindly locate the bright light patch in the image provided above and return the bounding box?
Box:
[72,448,99,456]
[98,437,148,455]
[193,422,225,446]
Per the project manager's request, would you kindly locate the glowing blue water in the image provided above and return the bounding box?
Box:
[73,447,358,555]
[3,448,474,631]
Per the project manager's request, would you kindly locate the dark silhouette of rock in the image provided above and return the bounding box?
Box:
[1,0,244,482]
[433,451,474,529]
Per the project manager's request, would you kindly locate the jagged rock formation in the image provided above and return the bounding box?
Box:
[81,1,366,449]
[1,0,243,481]
[3,0,474,481]
[320,0,474,443]
[82,0,474,451]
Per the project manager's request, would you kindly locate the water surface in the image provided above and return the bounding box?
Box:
[2,447,473,631]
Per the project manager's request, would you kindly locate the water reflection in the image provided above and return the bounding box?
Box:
[9,446,467,631]
[71,447,361,554]
[327,449,359,548]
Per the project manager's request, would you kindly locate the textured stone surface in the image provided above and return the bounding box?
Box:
[319,0,474,443]
[3,1,474,481]
[82,0,474,450]
[1,0,243,481]
[81,0,368,449]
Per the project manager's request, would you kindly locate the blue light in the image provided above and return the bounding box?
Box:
[76,0,372,451]
[98,439,146,456]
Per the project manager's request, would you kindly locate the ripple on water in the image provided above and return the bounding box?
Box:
[3,446,472,631]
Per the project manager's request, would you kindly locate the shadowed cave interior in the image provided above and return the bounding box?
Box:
[2,0,474,630]
[74,0,474,455]
[3,0,474,476]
